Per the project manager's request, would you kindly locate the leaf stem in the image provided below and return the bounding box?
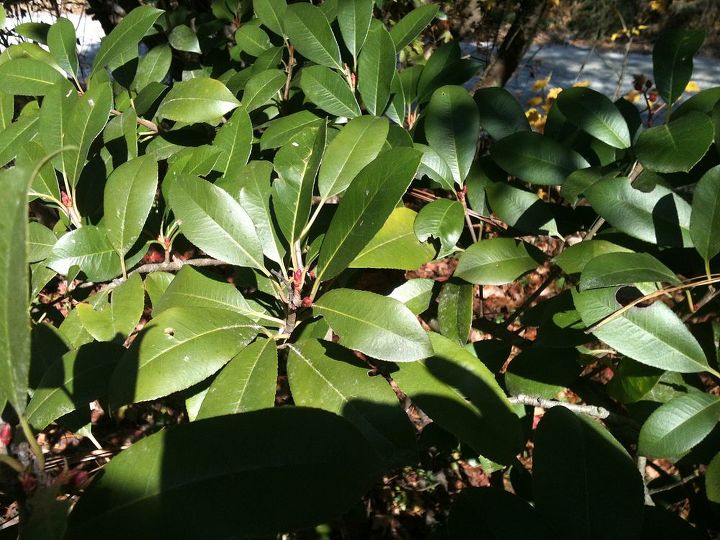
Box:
[19,416,44,471]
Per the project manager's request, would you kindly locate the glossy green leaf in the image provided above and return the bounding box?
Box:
[425,85,479,186]
[318,116,388,198]
[47,18,78,77]
[455,238,543,285]
[505,347,581,400]
[20,141,59,203]
[144,272,174,307]
[573,285,711,373]
[553,240,632,275]
[298,65,361,118]
[414,199,464,254]
[28,222,56,263]
[337,0,373,60]
[157,78,240,124]
[241,68,285,112]
[0,114,38,168]
[253,0,286,37]
[414,143,454,191]
[317,148,422,280]
[284,3,342,70]
[0,90,13,129]
[13,21,50,43]
[132,44,172,92]
[491,131,589,185]
[78,273,144,342]
[197,338,277,418]
[707,452,720,506]
[357,22,395,116]
[213,106,253,178]
[389,4,438,51]
[653,29,704,106]
[607,359,663,404]
[474,87,530,140]
[67,408,381,539]
[168,174,266,272]
[0,58,65,96]
[557,87,630,148]
[103,155,158,257]
[38,79,78,175]
[580,252,679,291]
[91,5,163,74]
[534,406,645,540]
[673,87,720,118]
[635,111,713,173]
[351,207,434,270]
[26,342,124,430]
[437,280,473,345]
[47,226,121,282]
[288,338,416,466]
[260,111,322,150]
[388,278,435,315]
[638,393,720,458]
[485,182,559,236]
[313,288,432,362]
[235,23,272,57]
[416,42,481,103]
[0,167,33,414]
[690,164,720,261]
[392,333,523,464]
[109,307,259,407]
[585,176,693,247]
[168,24,201,54]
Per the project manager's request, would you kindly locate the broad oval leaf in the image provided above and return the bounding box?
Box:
[425,85,479,186]
[357,22,396,116]
[213,106,253,178]
[132,44,172,92]
[389,4,438,51]
[437,280,473,346]
[241,68,285,112]
[337,0,373,60]
[46,226,121,282]
[414,199,464,254]
[47,17,78,77]
[707,452,720,507]
[455,238,543,285]
[253,0,286,37]
[157,78,240,124]
[168,175,266,272]
[635,111,713,173]
[556,87,631,149]
[579,252,679,291]
[109,307,259,407]
[28,222,56,263]
[284,3,342,70]
[313,288,432,362]
[78,273,144,342]
[653,29,704,106]
[298,65,361,118]
[690,164,720,261]
[66,408,381,539]
[505,347,581,400]
[0,58,65,96]
[491,131,590,186]
[553,240,632,275]
[0,114,38,168]
[533,406,645,540]
[485,182,559,236]
[168,24,201,54]
[388,278,435,315]
[638,392,720,458]
[474,87,531,140]
[572,286,711,373]
[235,23,272,57]
[197,337,278,418]
[260,111,322,150]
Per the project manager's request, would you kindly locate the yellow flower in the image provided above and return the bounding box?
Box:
[650,0,666,12]
[573,80,591,88]
[525,108,540,122]
[685,81,701,93]
[527,96,544,107]
[546,87,563,100]
[625,89,642,103]
[532,76,551,92]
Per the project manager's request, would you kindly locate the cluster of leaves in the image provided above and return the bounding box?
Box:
[0,1,719,537]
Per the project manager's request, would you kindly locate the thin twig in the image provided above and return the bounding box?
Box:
[681,286,720,322]
[647,471,701,495]
[504,266,560,327]
[128,257,227,277]
[509,394,611,419]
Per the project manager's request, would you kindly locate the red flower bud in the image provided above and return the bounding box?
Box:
[0,423,11,446]
[301,296,312,308]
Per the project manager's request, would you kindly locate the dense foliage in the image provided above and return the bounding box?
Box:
[0,0,719,538]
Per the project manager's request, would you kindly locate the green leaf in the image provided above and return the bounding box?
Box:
[491,131,590,185]
[317,148,421,280]
[553,240,632,275]
[505,347,581,400]
[635,111,713,173]
[414,143,453,191]
[707,452,720,507]
[132,44,172,92]
[653,29,704,106]
[313,288,432,362]
[13,21,50,43]
[0,167,33,414]
[690,165,720,261]
[0,90,13,129]
[533,406,645,540]
[288,338,416,466]
[168,175,266,272]
[144,272,174,307]
[425,85,479,186]
[197,338,277,418]
[0,114,38,168]
[235,23,272,57]
[579,252,680,291]
[416,42,481,103]
[455,238,543,285]
[65,81,114,187]
[0,58,65,96]
[103,155,158,257]
[585,176,693,247]
[47,18,78,77]
[38,79,78,175]
[272,124,326,246]
[638,393,720,458]
[607,359,663,404]
[337,0,373,60]
[168,24,201,54]
[572,285,711,373]
[673,87,720,118]
[213,106,253,178]
[78,273,145,342]
[556,87,631,149]
[298,65,361,118]
[157,78,240,124]
[66,408,381,539]
[260,111,322,150]
[109,307,259,407]
[389,3,438,51]
[357,22,395,116]
[485,181,559,236]
[284,3,342,70]
[437,280,473,345]
[351,207,434,270]
[91,5,164,75]
[392,333,523,464]
[388,278,435,315]
[47,226,121,282]
[414,199,464,254]
[318,115,389,198]
[253,0,287,37]
[474,87,531,140]
[20,142,60,203]
[28,222,56,263]
[241,68,285,112]
[26,342,124,430]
